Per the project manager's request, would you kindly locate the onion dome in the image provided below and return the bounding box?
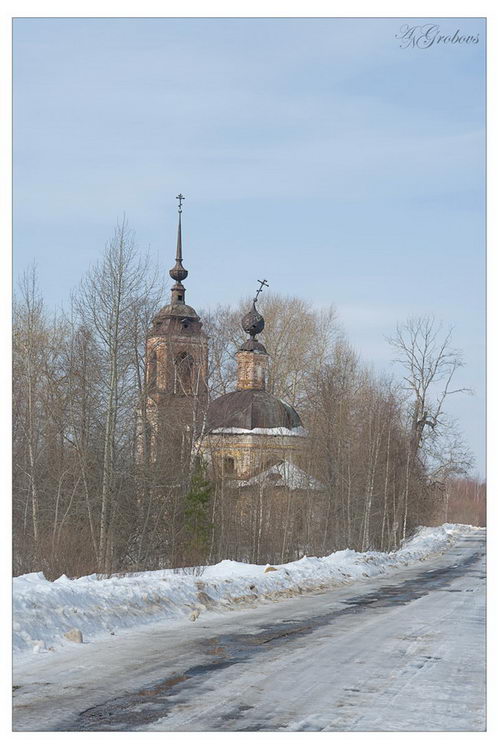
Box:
[239,279,269,353]
[240,303,267,353]
[242,302,265,338]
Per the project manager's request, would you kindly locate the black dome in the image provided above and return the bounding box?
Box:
[206,390,302,432]
[241,302,265,337]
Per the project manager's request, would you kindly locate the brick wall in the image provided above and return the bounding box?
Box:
[236,350,268,390]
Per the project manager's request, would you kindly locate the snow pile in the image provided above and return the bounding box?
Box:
[13,523,477,658]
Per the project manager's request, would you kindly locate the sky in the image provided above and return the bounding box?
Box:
[13,17,486,476]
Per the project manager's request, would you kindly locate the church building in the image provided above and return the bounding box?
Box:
[199,290,307,483]
[143,196,312,491]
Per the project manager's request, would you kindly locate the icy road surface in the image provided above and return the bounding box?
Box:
[13,528,485,732]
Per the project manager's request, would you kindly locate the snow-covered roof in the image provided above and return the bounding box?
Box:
[210,426,307,437]
[236,460,324,491]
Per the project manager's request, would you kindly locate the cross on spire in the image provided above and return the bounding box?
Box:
[254,279,269,303]
[176,193,185,213]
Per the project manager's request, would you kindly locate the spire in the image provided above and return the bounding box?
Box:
[176,207,183,263]
[169,194,188,304]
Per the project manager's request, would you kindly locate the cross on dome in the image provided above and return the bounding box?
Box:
[254,278,269,303]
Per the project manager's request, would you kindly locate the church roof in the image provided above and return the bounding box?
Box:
[205,389,302,432]
[235,460,324,491]
[153,302,200,321]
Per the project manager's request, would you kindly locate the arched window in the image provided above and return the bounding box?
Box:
[148,350,158,390]
[174,352,194,395]
[223,456,235,475]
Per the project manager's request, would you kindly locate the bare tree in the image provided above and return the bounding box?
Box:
[13,265,47,550]
[387,316,471,458]
[13,244,479,577]
[387,316,473,535]
[74,218,159,571]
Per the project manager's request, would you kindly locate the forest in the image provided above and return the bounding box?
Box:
[12,220,485,578]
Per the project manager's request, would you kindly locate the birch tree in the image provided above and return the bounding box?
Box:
[13,265,46,550]
[74,218,159,571]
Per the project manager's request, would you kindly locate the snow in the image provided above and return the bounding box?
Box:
[13,527,485,731]
[209,425,307,436]
[235,459,323,490]
[13,523,478,660]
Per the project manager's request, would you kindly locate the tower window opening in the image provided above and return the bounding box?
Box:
[149,350,158,390]
[174,351,194,395]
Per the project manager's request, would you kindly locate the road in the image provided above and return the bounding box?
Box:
[13,528,485,732]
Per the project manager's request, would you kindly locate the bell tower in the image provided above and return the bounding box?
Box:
[143,195,208,469]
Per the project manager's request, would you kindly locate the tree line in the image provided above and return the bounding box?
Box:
[12,220,482,578]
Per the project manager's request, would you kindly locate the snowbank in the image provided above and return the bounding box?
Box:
[13,523,477,658]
